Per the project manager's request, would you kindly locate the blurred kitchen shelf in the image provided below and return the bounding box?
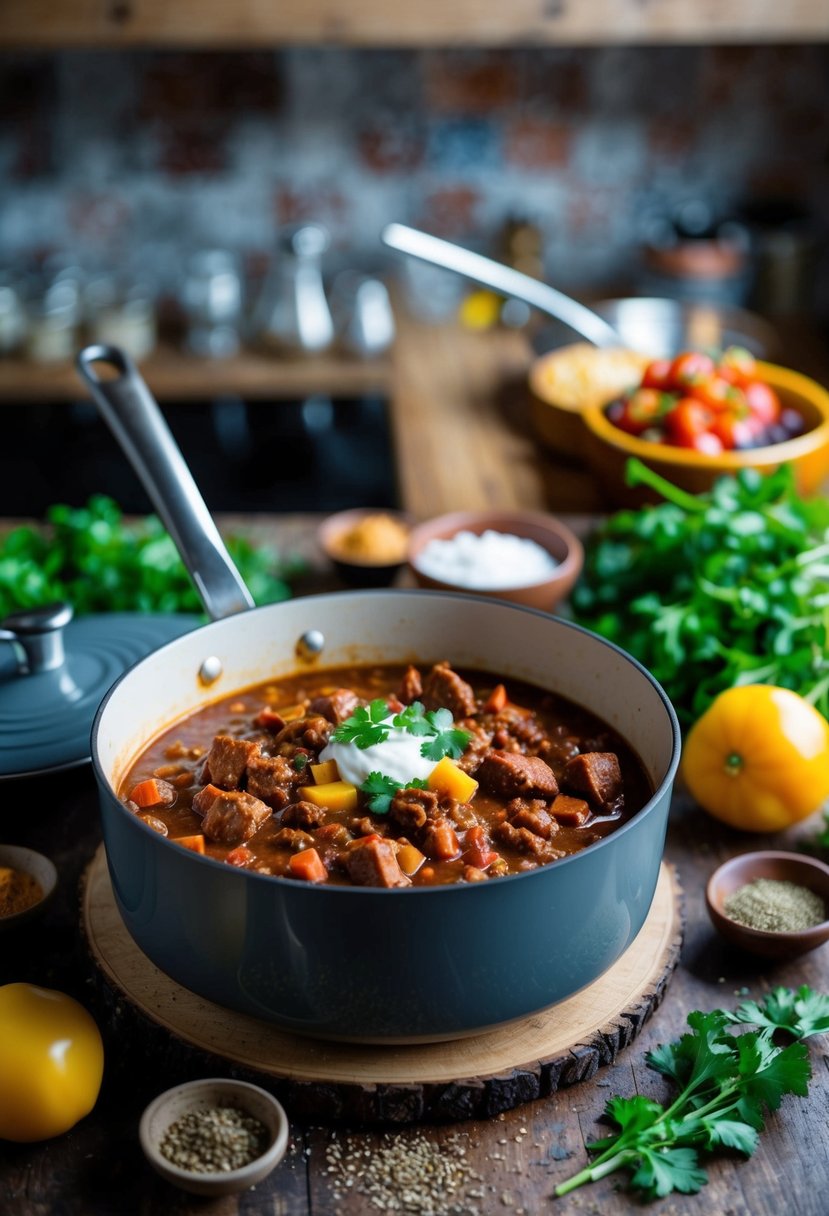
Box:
[2,0,828,47]
[0,343,392,404]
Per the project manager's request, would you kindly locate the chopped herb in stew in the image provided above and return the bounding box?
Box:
[120,662,652,888]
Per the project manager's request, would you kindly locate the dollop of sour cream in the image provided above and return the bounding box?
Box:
[415,529,558,590]
[318,718,437,788]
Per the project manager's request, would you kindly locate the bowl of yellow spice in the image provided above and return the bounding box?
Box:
[0,845,57,931]
[706,851,829,959]
[319,508,412,587]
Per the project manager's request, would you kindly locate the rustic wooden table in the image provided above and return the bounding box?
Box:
[1,515,828,1216]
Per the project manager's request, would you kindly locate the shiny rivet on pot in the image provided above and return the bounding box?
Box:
[198,656,223,686]
[296,630,325,661]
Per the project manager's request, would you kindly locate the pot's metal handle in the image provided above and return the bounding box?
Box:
[75,344,254,621]
[381,222,621,349]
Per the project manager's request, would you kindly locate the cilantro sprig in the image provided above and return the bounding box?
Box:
[555,986,827,1202]
[360,772,428,815]
[332,698,470,761]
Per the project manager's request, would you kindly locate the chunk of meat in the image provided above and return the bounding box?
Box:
[344,838,410,888]
[492,821,566,862]
[205,735,261,790]
[421,819,461,861]
[455,720,492,775]
[273,826,316,851]
[198,788,271,844]
[253,707,287,733]
[477,750,559,800]
[562,752,622,809]
[272,715,333,755]
[397,665,423,705]
[281,800,327,830]
[421,662,477,719]
[389,786,439,832]
[246,754,301,808]
[551,793,591,827]
[507,798,557,840]
[445,800,477,829]
[308,689,363,725]
[491,709,549,754]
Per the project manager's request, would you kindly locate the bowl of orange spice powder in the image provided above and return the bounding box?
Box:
[0,845,57,931]
[318,508,412,587]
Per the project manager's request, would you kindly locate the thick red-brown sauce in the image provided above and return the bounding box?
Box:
[120,664,652,888]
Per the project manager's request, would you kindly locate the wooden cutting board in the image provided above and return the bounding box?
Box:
[83,846,682,1123]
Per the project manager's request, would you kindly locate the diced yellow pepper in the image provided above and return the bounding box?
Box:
[298,780,358,813]
[310,759,340,785]
[427,756,478,803]
[396,843,426,876]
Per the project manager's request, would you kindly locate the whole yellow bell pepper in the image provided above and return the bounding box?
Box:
[0,982,104,1142]
[683,685,829,832]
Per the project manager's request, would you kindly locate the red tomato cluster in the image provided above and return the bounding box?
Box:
[606,347,804,454]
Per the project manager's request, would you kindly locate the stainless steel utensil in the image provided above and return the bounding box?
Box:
[381,222,621,349]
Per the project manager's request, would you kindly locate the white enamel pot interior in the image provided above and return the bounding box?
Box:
[92,588,681,1043]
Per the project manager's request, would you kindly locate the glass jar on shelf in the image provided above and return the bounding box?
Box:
[251,224,335,357]
[181,250,243,358]
[85,276,157,362]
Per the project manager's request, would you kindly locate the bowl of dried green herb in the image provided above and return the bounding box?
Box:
[706,851,829,959]
[139,1078,289,1196]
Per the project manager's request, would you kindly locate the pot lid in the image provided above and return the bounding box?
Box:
[0,604,199,781]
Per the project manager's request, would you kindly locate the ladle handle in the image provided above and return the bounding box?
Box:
[76,344,254,621]
[382,222,621,349]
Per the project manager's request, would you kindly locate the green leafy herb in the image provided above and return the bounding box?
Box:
[571,459,829,726]
[0,495,303,617]
[331,700,392,749]
[360,772,428,815]
[555,987,824,1202]
[332,699,471,760]
[727,984,829,1040]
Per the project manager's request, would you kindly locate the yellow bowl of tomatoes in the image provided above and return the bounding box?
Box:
[581,347,829,505]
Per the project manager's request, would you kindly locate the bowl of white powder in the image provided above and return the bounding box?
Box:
[407,509,583,612]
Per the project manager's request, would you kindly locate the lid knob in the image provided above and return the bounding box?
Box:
[0,602,73,675]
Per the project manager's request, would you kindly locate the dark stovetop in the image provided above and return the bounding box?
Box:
[3,393,398,516]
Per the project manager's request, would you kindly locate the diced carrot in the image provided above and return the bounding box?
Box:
[420,866,436,883]
[289,847,328,883]
[462,844,498,870]
[173,834,205,854]
[427,757,478,804]
[346,832,382,848]
[129,778,176,808]
[428,822,460,861]
[310,759,340,785]
[464,824,487,849]
[225,845,253,867]
[483,683,508,713]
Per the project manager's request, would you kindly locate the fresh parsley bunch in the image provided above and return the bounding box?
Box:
[0,495,302,616]
[571,460,829,727]
[555,986,829,1201]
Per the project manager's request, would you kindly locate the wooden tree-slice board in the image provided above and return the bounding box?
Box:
[83,846,683,1124]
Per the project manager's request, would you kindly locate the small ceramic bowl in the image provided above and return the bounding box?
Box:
[582,361,829,507]
[139,1078,289,1197]
[706,851,829,959]
[0,845,57,932]
[407,509,584,613]
[318,507,412,587]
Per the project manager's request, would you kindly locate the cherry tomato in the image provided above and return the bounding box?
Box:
[717,345,757,388]
[669,351,715,390]
[693,376,746,415]
[616,388,671,436]
[665,397,713,447]
[641,359,673,391]
[744,380,782,427]
[710,412,755,450]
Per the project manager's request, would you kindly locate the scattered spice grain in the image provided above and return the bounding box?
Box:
[159,1104,268,1174]
[0,867,43,918]
[724,877,826,932]
[324,1130,482,1214]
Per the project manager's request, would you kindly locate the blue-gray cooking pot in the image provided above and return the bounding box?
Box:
[79,344,681,1043]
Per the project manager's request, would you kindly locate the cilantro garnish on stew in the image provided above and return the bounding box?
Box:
[332,699,471,761]
[361,772,429,815]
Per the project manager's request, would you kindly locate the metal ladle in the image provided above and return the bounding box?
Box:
[381,222,621,349]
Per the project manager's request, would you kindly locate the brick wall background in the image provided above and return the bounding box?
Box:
[1,44,827,302]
